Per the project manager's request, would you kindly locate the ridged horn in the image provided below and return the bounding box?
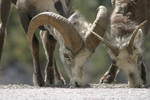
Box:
[27,12,84,54]
[128,20,147,53]
[86,6,108,52]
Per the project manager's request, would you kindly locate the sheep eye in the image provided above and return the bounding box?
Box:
[64,53,69,58]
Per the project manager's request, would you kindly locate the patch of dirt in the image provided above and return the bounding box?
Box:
[0,84,129,89]
[0,84,150,100]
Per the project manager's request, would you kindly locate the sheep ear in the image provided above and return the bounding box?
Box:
[111,0,116,7]
[106,32,112,42]
[134,29,143,47]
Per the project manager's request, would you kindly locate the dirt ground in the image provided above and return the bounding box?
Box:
[0,84,150,100]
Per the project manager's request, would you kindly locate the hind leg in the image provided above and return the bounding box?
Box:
[40,30,65,86]
[100,60,119,83]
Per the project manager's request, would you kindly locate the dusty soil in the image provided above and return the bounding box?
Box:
[0,84,150,100]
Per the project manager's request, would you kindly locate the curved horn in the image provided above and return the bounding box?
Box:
[91,31,119,56]
[27,12,83,54]
[86,6,108,52]
[128,20,147,52]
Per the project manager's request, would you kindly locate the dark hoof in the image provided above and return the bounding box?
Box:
[33,73,45,87]
[55,79,66,86]
[44,77,66,87]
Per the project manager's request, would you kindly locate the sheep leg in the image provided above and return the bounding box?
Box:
[18,9,44,87]
[100,60,119,83]
[40,30,65,86]
[141,62,147,85]
[0,0,13,76]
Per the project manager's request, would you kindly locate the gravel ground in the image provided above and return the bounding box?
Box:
[0,84,150,100]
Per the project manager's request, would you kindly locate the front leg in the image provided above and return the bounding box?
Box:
[100,60,119,83]
[31,36,45,86]
[40,30,65,86]
[18,8,44,86]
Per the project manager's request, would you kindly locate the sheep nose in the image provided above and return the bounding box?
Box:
[75,82,80,87]
[70,78,84,87]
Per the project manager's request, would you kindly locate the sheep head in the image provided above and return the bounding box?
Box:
[92,20,147,88]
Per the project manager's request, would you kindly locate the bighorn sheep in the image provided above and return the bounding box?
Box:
[0,0,108,87]
[92,0,150,88]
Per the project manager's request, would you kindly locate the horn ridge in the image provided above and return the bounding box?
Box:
[86,6,108,52]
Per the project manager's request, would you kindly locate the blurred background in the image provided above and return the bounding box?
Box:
[0,0,150,85]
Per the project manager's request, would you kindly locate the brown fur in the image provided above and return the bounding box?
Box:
[111,0,150,36]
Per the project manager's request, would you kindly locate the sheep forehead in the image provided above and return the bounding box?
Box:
[110,34,142,50]
[115,37,129,49]
[73,48,92,65]
[110,46,142,62]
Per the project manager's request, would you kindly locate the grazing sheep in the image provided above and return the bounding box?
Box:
[92,0,150,88]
